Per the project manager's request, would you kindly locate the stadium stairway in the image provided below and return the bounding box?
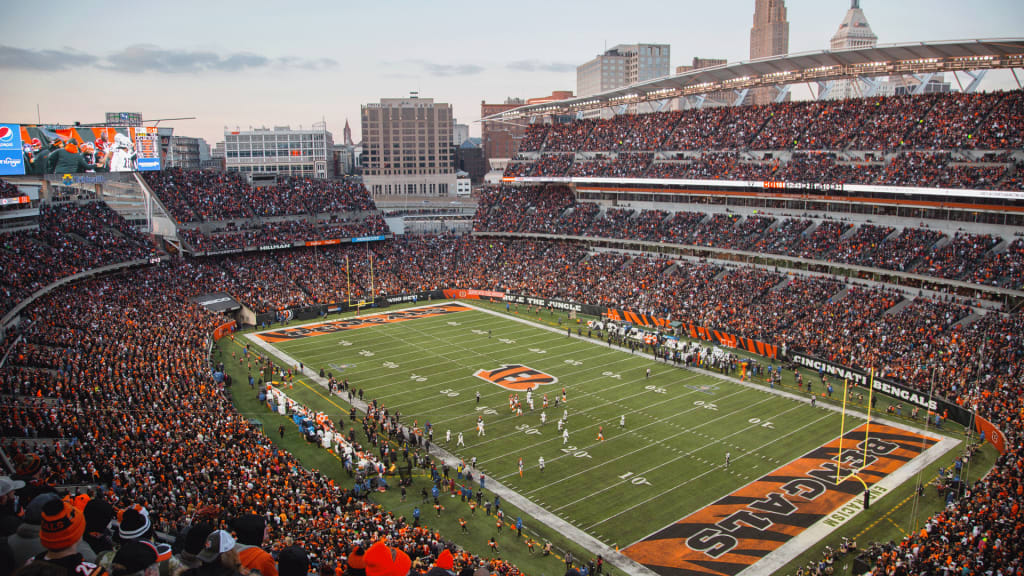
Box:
[882,297,914,317]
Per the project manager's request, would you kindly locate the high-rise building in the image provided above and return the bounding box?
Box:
[577,44,670,98]
[749,0,789,105]
[223,122,334,179]
[453,123,470,146]
[830,0,877,51]
[164,136,203,170]
[829,1,889,100]
[343,119,354,146]
[361,95,456,197]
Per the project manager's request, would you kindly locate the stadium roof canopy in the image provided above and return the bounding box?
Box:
[484,38,1024,121]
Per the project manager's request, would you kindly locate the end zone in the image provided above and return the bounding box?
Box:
[623,423,957,576]
[252,302,473,342]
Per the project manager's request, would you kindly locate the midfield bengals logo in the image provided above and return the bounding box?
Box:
[474,364,557,391]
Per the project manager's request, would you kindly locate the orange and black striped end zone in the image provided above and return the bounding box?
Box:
[623,423,938,576]
[254,304,473,342]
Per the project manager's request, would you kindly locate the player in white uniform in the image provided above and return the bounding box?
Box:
[562,428,569,445]
[620,414,625,428]
[477,417,485,436]
[109,133,137,172]
[446,429,451,444]
[540,411,546,425]
[457,432,465,446]
[538,456,545,472]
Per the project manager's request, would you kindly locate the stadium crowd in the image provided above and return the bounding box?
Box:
[0,201,154,317]
[178,215,388,253]
[474,187,1024,289]
[0,181,22,199]
[509,90,1024,190]
[142,171,379,223]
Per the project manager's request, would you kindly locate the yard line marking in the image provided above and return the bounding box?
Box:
[586,408,835,531]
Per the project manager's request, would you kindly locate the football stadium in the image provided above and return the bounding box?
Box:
[2,8,1024,576]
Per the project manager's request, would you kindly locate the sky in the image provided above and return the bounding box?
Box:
[1,0,1022,147]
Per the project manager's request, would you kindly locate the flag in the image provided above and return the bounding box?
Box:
[974,414,1006,454]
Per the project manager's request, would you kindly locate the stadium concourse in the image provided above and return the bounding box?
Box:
[1,89,1023,576]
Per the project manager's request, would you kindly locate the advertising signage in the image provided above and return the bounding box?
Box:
[0,123,162,175]
[0,124,26,176]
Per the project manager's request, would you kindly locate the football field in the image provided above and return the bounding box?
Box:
[247,302,955,576]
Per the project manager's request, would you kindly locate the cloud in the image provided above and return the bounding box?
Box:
[506,59,576,73]
[409,60,484,77]
[0,45,98,71]
[0,43,336,73]
[277,56,339,70]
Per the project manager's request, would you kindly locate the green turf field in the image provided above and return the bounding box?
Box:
[253,302,876,550]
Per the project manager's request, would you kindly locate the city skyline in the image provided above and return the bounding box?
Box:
[1,0,1022,146]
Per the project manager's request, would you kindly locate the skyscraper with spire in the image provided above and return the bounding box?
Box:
[343,119,354,147]
[830,0,877,51]
[828,1,888,99]
[749,0,790,105]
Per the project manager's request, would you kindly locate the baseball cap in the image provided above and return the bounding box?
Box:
[0,476,25,497]
[197,530,236,563]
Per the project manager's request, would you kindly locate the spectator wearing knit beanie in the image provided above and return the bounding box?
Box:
[110,541,159,576]
[9,494,96,567]
[424,549,455,576]
[165,523,213,576]
[343,546,365,576]
[28,499,108,576]
[82,499,116,557]
[362,542,410,576]
[115,509,153,545]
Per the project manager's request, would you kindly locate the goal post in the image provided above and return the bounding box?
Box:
[836,369,876,496]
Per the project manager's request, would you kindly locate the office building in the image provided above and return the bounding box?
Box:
[577,44,670,98]
[453,123,470,146]
[749,0,789,105]
[224,123,334,179]
[361,95,456,196]
[165,136,203,170]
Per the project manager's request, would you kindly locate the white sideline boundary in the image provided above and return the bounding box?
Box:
[243,300,961,576]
